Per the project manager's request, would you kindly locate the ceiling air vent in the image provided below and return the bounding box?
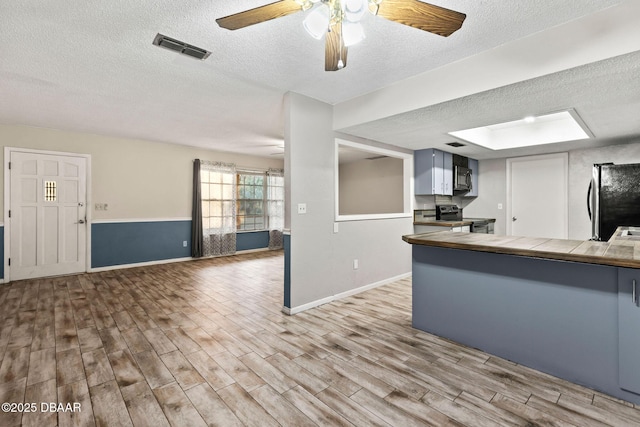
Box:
[153,33,211,60]
[446,142,466,148]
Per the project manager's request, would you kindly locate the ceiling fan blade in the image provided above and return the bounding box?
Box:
[216,0,303,30]
[325,22,348,71]
[376,0,466,37]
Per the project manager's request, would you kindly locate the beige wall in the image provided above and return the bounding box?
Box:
[0,124,284,220]
[338,157,403,215]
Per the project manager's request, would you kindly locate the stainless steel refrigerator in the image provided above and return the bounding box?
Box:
[589,163,640,241]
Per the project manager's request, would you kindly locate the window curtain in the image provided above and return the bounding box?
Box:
[194,160,237,257]
[191,159,204,257]
[267,168,285,250]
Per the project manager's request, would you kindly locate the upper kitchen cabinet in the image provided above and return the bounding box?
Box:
[415,149,453,195]
[466,158,479,197]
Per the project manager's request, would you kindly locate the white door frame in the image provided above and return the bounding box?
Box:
[4,147,92,283]
[506,152,568,237]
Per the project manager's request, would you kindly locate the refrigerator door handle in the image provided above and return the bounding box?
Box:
[587,180,592,220]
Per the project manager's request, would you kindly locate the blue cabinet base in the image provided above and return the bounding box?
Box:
[412,245,640,405]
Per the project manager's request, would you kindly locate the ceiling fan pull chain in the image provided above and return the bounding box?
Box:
[338,21,344,69]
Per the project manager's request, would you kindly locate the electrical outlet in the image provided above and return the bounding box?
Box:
[333,223,339,233]
[353,259,359,270]
[498,203,503,210]
[183,241,188,247]
[297,203,307,214]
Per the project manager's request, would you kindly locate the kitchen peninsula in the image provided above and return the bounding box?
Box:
[403,227,640,405]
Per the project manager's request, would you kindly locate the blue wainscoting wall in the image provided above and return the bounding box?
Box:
[237,231,270,251]
[91,221,272,269]
[92,221,192,268]
[0,222,272,277]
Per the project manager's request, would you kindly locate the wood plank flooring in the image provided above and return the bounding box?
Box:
[1,250,639,426]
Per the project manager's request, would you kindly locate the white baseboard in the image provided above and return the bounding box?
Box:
[88,247,272,273]
[235,247,271,255]
[282,272,412,316]
[89,257,195,273]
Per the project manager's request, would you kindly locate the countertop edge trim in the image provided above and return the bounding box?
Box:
[402,234,639,269]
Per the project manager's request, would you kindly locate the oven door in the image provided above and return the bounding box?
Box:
[471,221,494,234]
[454,166,472,192]
[472,222,488,233]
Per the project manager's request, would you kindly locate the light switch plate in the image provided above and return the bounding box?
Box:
[297,203,307,214]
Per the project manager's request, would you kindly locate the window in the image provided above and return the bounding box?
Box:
[200,168,235,233]
[201,167,284,233]
[335,138,413,221]
[266,171,284,231]
[236,172,265,231]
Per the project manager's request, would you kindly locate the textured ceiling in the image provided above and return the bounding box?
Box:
[0,0,634,158]
[340,50,640,159]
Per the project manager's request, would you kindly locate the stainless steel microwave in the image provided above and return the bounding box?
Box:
[454,165,472,192]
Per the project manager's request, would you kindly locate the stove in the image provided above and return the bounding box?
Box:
[436,205,462,221]
[437,205,494,233]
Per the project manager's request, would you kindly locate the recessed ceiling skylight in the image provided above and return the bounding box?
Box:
[448,110,593,150]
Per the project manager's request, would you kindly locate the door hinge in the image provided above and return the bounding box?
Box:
[7,258,10,266]
[8,210,10,218]
[8,162,11,169]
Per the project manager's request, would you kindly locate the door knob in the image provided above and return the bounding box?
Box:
[512,216,517,222]
[76,219,85,224]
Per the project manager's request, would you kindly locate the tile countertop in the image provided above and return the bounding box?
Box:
[402,226,640,269]
[413,220,474,227]
[413,218,495,227]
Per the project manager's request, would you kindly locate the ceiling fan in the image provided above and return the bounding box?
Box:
[216,0,466,71]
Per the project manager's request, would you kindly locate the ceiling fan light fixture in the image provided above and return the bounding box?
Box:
[303,4,330,39]
[216,0,465,71]
[295,0,320,11]
[343,0,368,22]
[342,21,365,46]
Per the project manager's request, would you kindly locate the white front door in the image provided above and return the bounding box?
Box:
[9,151,88,280]
[507,153,568,239]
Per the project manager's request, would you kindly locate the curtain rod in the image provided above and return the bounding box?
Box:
[193,160,281,173]
[237,166,285,174]
[236,166,268,173]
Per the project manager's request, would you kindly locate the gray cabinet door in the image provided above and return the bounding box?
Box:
[432,149,444,194]
[442,151,453,195]
[414,148,453,196]
[414,149,436,195]
[619,267,640,394]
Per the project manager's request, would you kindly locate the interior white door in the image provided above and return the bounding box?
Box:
[508,153,568,239]
[9,151,87,280]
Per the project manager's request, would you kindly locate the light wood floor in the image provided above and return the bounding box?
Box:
[1,250,639,427]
